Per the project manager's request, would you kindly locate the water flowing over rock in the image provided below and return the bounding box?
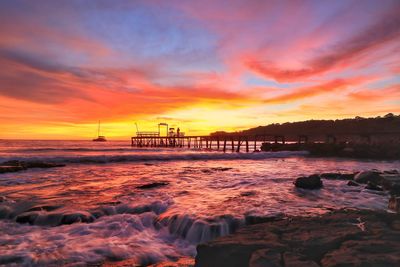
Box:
[365,181,383,191]
[294,175,323,189]
[195,210,400,267]
[155,213,242,244]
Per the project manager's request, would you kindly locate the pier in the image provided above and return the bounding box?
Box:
[131,133,400,152]
[131,130,400,153]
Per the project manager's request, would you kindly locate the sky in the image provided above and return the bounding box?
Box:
[0,0,399,139]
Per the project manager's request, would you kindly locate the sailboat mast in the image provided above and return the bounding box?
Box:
[98,120,100,137]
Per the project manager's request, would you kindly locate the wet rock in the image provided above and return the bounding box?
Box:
[389,196,400,212]
[24,161,65,168]
[249,249,281,267]
[60,212,95,225]
[320,173,355,180]
[195,210,400,267]
[245,213,285,225]
[381,174,400,195]
[320,173,339,179]
[389,184,400,196]
[0,206,12,219]
[0,160,65,174]
[1,160,22,166]
[240,191,256,197]
[294,175,323,189]
[136,182,169,189]
[283,252,319,267]
[365,181,383,191]
[321,239,400,266]
[26,205,60,212]
[347,180,360,186]
[354,171,383,184]
[211,167,233,172]
[384,169,399,174]
[338,173,356,180]
[16,212,39,224]
[0,255,25,265]
[0,165,26,173]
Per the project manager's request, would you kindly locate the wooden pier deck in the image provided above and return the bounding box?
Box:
[131,135,272,152]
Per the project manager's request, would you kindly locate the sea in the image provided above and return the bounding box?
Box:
[0,140,399,266]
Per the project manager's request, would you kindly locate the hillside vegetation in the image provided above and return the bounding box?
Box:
[211,114,400,136]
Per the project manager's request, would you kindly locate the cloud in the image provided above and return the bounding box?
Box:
[0,0,399,138]
[247,7,400,82]
[262,77,369,104]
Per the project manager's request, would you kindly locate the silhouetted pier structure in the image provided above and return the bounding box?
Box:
[131,129,400,153]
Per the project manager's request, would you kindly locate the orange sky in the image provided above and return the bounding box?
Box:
[0,0,399,139]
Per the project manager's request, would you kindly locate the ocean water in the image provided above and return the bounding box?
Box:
[0,140,399,266]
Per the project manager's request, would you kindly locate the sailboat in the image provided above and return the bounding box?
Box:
[92,121,107,142]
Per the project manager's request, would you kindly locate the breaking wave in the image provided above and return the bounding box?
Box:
[0,151,308,165]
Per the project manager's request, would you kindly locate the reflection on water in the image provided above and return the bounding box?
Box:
[0,140,398,265]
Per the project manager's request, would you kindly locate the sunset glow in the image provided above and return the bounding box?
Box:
[0,0,399,139]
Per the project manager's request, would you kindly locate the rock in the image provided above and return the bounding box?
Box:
[320,173,340,179]
[389,196,400,212]
[321,240,400,266]
[320,173,355,180]
[136,182,169,189]
[365,181,383,191]
[0,165,26,173]
[195,224,284,267]
[24,162,65,168]
[338,173,356,180]
[354,171,383,184]
[0,206,12,219]
[0,160,65,174]
[1,160,22,166]
[245,213,285,225]
[389,184,400,196]
[26,205,60,212]
[294,175,323,189]
[347,180,360,186]
[60,212,95,225]
[283,252,319,267]
[194,210,400,267]
[381,174,400,195]
[16,212,39,224]
[249,249,281,267]
[384,169,399,174]
[240,191,257,197]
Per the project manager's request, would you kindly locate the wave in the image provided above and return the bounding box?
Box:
[1,147,164,153]
[0,151,309,165]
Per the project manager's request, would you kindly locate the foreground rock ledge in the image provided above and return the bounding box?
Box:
[195,209,400,267]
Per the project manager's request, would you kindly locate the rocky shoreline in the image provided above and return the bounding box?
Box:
[102,169,400,267]
[261,142,400,160]
[195,209,400,267]
[293,169,400,212]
